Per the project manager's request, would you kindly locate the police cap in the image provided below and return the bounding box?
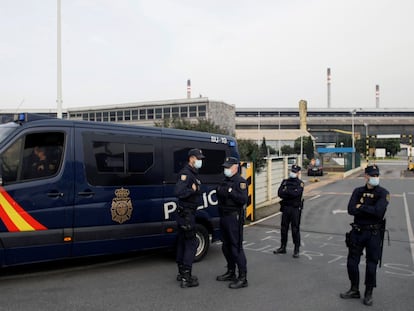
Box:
[291,164,301,173]
[188,148,205,159]
[365,165,380,176]
[222,157,239,168]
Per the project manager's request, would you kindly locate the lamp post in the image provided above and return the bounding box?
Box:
[364,123,369,163]
[350,109,357,169]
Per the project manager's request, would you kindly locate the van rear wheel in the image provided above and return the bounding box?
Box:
[194,224,209,262]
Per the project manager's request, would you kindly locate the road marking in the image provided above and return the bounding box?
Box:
[308,194,321,201]
[332,209,348,215]
[403,192,414,265]
[247,212,280,226]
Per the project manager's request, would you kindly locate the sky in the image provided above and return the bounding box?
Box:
[1,0,414,111]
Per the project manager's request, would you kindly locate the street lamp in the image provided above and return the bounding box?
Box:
[364,123,369,162]
[350,109,357,169]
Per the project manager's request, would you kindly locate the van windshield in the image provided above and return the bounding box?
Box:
[0,122,19,145]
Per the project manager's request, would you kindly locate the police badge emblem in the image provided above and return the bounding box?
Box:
[111,188,133,224]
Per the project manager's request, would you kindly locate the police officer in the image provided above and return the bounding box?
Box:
[340,165,390,306]
[174,148,205,288]
[273,164,304,258]
[216,157,249,289]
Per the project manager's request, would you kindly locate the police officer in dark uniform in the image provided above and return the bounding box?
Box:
[340,165,390,306]
[174,148,205,288]
[273,164,304,258]
[216,157,249,289]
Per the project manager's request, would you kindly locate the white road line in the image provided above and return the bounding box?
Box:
[308,194,321,201]
[403,192,414,265]
[247,212,280,226]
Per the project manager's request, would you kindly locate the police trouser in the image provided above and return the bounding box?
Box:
[280,206,301,247]
[176,208,197,270]
[220,212,247,273]
[346,228,382,288]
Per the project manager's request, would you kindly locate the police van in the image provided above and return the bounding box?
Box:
[0,113,239,267]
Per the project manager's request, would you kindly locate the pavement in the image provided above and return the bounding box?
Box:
[252,171,350,222]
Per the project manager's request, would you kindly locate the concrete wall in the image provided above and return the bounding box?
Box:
[255,156,296,208]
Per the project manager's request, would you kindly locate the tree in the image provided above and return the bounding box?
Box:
[259,137,268,158]
[294,136,314,160]
[281,145,295,155]
[154,118,229,135]
[237,139,266,172]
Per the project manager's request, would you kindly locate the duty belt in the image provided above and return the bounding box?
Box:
[351,223,382,231]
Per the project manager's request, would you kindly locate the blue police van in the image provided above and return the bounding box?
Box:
[0,113,239,267]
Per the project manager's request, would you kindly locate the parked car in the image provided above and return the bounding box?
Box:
[307,158,323,176]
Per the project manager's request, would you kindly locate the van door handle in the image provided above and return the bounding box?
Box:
[78,191,95,197]
[47,191,64,198]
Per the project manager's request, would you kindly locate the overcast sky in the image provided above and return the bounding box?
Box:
[1,0,413,111]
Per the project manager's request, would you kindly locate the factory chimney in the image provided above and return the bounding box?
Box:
[187,79,191,99]
[375,84,380,108]
[327,68,331,108]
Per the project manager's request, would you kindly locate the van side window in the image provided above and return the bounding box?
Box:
[83,132,157,186]
[1,132,64,184]
[173,148,226,175]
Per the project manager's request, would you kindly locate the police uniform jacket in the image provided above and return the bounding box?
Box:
[216,173,248,214]
[278,177,304,208]
[174,164,202,210]
[348,184,389,226]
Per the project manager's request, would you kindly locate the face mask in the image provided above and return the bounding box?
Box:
[289,172,297,179]
[224,168,233,178]
[194,159,202,169]
[368,177,379,186]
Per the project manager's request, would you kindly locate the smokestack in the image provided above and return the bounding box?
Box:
[375,84,380,108]
[187,79,191,99]
[299,99,308,131]
[327,68,331,108]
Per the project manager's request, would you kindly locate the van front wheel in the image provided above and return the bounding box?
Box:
[194,224,210,262]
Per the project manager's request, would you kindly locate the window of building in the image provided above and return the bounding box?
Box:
[82,113,88,121]
[139,109,146,120]
[163,107,171,118]
[132,110,138,120]
[117,111,124,121]
[110,111,116,122]
[189,106,197,117]
[103,111,109,122]
[198,105,206,117]
[147,109,154,120]
[96,112,102,122]
[172,107,179,118]
[125,110,131,121]
[155,108,162,119]
[180,106,188,118]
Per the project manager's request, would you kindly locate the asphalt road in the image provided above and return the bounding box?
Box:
[0,160,413,311]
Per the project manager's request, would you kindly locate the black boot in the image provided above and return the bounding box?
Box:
[229,272,248,289]
[216,269,236,281]
[363,287,373,306]
[340,285,361,299]
[273,245,286,254]
[180,270,199,288]
[293,246,300,258]
[176,264,183,281]
[177,265,198,282]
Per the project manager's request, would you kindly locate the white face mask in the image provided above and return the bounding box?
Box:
[289,172,297,178]
[368,177,380,186]
[224,168,233,178]
[194,159,202,169]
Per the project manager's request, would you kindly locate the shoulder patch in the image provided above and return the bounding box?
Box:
[386,193,390,202]
[240,182,247,190]
[301,182,304,187]
[181,174,187,181]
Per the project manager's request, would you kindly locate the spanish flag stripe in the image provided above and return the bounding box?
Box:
[0,187,47,231]
[0,200,20,231]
